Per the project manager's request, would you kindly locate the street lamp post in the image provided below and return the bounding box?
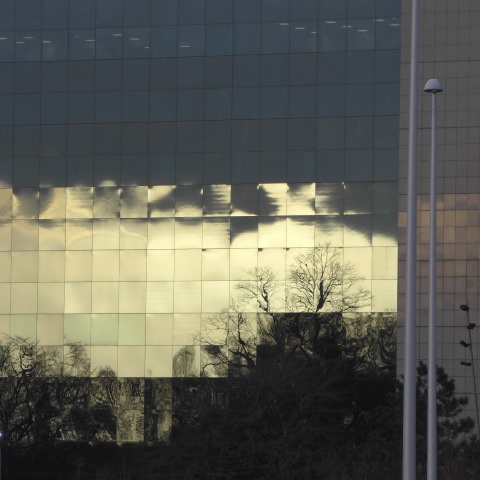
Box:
[424,78,442,480]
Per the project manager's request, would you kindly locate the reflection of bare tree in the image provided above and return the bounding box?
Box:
[173,346,196,377]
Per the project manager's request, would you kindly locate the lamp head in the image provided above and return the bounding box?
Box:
[424,78,443,94]
[460,304,470,312]
[460,340,470,348]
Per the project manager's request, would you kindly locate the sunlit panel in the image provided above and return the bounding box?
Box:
[118,282,146,313]
[65,250,92,281]
[148,186,175,218]
[147,250,174,281]
[64,282,92,313]
[372,279,397,312]
[38,251,65,282]
[12,220,38,250]
[120,250,147,281]
[175,185,202,217]
[92,282,119,313]
[174,218,202,248]
[372,246,398,279]
[91,314,119,345]
[287,184,315,215]
[12,251,38,282]
[11,283,37,313]
[39,220,66,250]
[145,346,173,377]
[90,346,118,375]
[93,186,120,218]
[119,314,145,345]
[231,184,259,216]
[38,283,65,313]
[118,346,145,377]
[202,249,229,280]
[120,219,148,249]
[93,219,120,249]
[146,314,174,345]
[202,281,230,312]
[343,247,372,280]
[146,282,174,313]
[315,183,344,215]
[148,218,175,249]
[258,248,286,279]
[175,249,201,280]
[287,217,315,247]
[0,252,10,281]
[344,215,372,246]
[203,218,230,248]
[230,217,258,247]
[258,217,286,247]
[66,187,93,218]
[230,248,258,280]
[121,186,148,218]
[37,314,63,345]
[10,314,36,340]
[13,189,39,219]
[174,282,201,313]
[64,314,91,344]
[92,250,119,281]
[0,189,12,219]
[0,284,10,314]
[173,314,201,345]
[65,219,93,250]
[173,345,200,377]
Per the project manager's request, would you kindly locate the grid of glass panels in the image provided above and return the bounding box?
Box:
[0,0,401,378]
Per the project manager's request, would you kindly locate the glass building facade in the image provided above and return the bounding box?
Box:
[0,0,401,440]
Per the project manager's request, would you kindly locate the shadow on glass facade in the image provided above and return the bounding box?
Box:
[0,0,400,441]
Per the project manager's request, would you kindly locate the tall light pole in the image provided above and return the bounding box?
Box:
[403,0,420,478]
[424,78,443,480]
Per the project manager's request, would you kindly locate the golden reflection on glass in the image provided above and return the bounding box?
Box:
[229,248,257,280]
[11,283,37,313]
[66,187,93,218]
[173,313,201,345]
[64,313,91,344]
[344,215,372,247]
[146,314,174,345]
[39,188,66,219]
[175,249,201,280]
[147,250,174,281]
[38,283,65,313]
[119,314,145,345]
[121,186,148,218]
[372,246,398,279]
[148,218,175,249]
[11,251,37,282]
[120,219,148,249]
[118,282,146,313]
[0,284,10,313]
[372,279,397,312]
[148,186,175,218]
[39,220,66,250]
[229,280,257,312]
[287,183,315,215]
[174,218,202,248]
[230,217,258,247]
[203,218,230,248]
[344,182,373,214]
[94,186,120,218]
[10,314,36,340]
[315,215,344,246]
[202,281,230,312]
[175,185,202,217]
[145,346,173,377]
[259,183,287,216]
[203,185,231,216]
[92,282,119,313]
[12,219,38,250]
[202,249,229,280]
[0,252,10,281]
[0,188,12,219]
[118,346,145,377]
[65,219,93,250]
[64,345,91,377]
[315,183,344,215]
[146,282,174,313]
[93,218,120,249]
[64,282,92,313]
[120,250,147,281]
[37,314,63,345]
[38,251,65,282]
[287,217,315,247]
[91,314,119,345]
[258,248,286,279]
[258,217,286,248]
[174,282,201,313]
[13,188,39,219]
[0,315,9,339]
[90,346,118,375]
[344,247,372,280]
[65,250,92,281]
[0,221,11,251]
[92,250,119,281]
[231,184,258,216]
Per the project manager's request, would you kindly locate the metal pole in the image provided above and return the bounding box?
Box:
[403,0,420,478]
[427,90,437,480]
